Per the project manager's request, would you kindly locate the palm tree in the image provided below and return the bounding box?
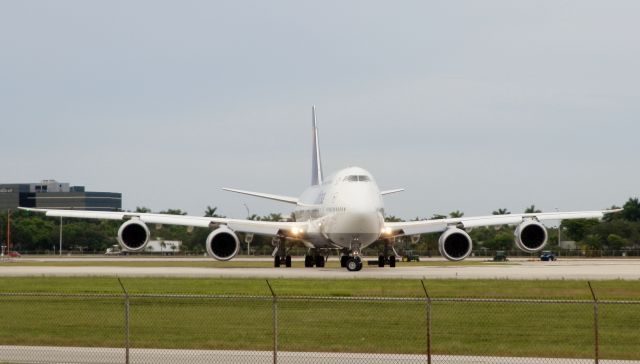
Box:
[492,208,510,215]
[449,210,464,218]
[204,206,222,218]
[524,205,542,213]
[384,215,404,222]
[264,213,283,222]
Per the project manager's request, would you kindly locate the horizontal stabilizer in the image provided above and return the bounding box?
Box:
[381,189,404,196]
[222,188,299,204]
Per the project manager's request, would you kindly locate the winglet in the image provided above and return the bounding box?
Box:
[311,105,324,186]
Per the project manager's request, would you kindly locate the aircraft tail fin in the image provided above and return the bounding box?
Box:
[311,105,324,186]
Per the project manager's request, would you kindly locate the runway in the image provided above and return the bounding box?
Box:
[0,346,637,364]
[1,258,640,280]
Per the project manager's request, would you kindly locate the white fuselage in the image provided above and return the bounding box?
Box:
[293,167,385,250]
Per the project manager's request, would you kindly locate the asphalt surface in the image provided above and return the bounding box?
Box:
[1,257,639,280]
[0,346,637,364]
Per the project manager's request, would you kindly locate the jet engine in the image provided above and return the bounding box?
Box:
[514,220,548,253]
[438,227,473,261]
[117,219,150,252]
[206,226,240,261]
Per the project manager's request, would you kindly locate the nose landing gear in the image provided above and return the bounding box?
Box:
[342,243,363,272]
[345,256,363,271]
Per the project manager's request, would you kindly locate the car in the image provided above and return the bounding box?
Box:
[493,250,508,262]
[540,251,556,261]
[7,251,21,258]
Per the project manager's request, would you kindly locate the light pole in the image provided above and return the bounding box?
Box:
[555,208,561,257]
[6,209,11,253]
[59,216,63,256]
[243,203,250,219]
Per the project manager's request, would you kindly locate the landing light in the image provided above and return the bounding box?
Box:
[291,227,304,236]
[381,227,392,235]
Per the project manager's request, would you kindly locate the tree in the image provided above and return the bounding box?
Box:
[160,209,187,215]
[262,213,283,222]
[524,205,541,213]
[482,231,513,251]
[492,208,510,215]
[384,215,404,222]
[449,210,464,218]
[622,198,640,222]
[583,233,604,250]
[606,234,629,250]
[204,206,223,218]
[430,214,447,220]
[562,219,600,242]
[135,206,151,213]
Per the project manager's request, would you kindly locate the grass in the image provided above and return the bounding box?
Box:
[0,277,638,359]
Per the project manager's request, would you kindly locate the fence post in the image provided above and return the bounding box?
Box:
[117,278,130,364]
[587,281,599,364]
[420,279,432,364]
[266,280,278,364]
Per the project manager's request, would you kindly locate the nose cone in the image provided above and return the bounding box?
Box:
[327,211,383,248]
[346,212,381,234]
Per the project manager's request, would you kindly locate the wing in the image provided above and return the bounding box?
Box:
[18,207,305,236]
[384,209,621,236]
[222,188,299,205]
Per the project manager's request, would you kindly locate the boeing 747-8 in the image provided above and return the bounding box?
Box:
[21,107,618,271]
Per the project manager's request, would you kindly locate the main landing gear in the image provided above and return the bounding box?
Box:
[272,237,292,268]
[304,249,326,268]
[371,240,396,268]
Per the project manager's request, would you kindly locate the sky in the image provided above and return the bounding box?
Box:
[1,1,638,220]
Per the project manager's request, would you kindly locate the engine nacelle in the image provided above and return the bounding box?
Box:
[514,220,548,253]
[117,219,150,252]
[438,227,473,261]
[206,226,240,261]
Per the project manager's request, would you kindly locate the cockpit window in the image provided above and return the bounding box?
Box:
[344,175,371,182]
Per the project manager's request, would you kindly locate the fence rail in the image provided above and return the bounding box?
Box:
[0,281,639,363]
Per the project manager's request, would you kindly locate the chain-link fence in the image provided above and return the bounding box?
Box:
[0,282,638,363]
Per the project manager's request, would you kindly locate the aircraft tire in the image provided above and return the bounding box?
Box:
[389,256,396,268]
[274,256,281,268]
[285,255,292,267]
[304,255,313,267]
[340,256,348,267]
[378,255,385,267]
[315,255,325,268]
[346,258,359,271]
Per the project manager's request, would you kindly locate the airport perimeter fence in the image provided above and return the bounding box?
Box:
[0,282,639,363]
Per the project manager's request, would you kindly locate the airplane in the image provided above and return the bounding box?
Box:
[21,106,619,271]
